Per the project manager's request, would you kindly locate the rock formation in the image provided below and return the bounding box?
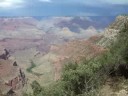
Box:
[97,15,128,47]
[0,49,26,96]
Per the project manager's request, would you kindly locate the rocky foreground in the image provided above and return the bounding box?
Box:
[0,48,26,96]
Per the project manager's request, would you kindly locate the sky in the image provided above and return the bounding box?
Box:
[0,0,127,16]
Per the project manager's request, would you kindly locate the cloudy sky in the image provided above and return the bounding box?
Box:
[0,0,127,16]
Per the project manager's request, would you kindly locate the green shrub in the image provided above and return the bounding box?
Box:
[27,61,36,73]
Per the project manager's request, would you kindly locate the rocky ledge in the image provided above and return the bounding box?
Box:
[0,49,26,96]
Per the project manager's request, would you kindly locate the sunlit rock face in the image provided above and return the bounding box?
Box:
[0,49,26,96]
[97,16,128,47]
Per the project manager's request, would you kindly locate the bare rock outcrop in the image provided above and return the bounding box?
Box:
[0,49,26,96]
[97,15,128,47]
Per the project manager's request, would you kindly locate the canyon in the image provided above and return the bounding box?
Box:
[0,16,117,95]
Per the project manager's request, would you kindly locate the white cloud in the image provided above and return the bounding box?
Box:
[0,0,25,9]
[39,0,51,3]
